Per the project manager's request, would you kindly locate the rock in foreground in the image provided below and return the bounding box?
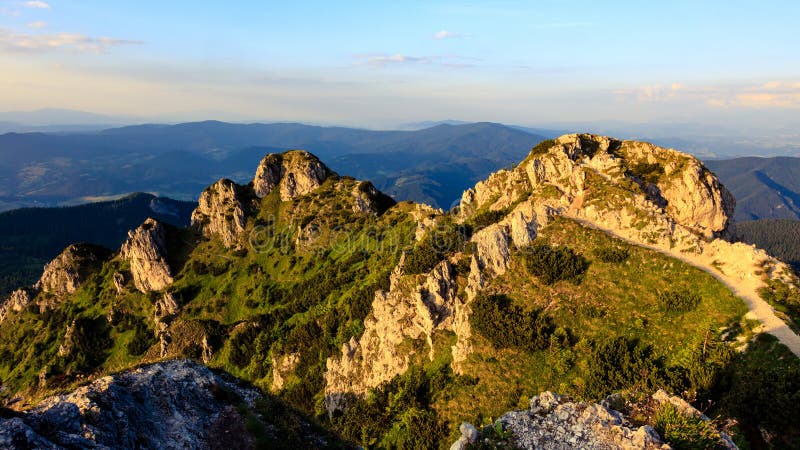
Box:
[0,360,335,450]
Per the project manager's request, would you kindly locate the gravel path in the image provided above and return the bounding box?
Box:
[573,218,800,359]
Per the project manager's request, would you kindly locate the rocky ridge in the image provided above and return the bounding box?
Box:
[253,150,332,201]
[119,218,174,293]
[0,243,111,323]
[191,178,249,250]
[458,133,800,356]
[0,359,319,449]
[451,391,737,450]
[324,133,800,418]
[34,243,112,297]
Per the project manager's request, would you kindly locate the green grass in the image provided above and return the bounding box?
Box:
[433,217,748,433]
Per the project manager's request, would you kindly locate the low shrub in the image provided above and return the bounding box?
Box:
[470,294,554,352]
[658,290,701,313]
[469,209,507,232]
[529,139,556,156]
[653,403,723,450]
[593,247,629,263]
[628,162,665,184]
[584,336,667,400]
[523,243,589,285]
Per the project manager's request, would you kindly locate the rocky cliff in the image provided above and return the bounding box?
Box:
[119,218,173,293]
[191,179,250,250]
[451,391,736,450]
[253,150,332,200]
[0,360,335,449]
[324,133,800,424]
[35,243,112,296]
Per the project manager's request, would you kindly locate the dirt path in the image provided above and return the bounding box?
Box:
[571,218,800,359]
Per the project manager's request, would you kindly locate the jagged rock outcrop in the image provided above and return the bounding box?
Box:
[253,150,332,200]
[35,243,112,297]
[0,288,34,323]
[483,391,671,449]
[119,218,173,293]
[191,178,248,250]
[461,134,735,239]
[351,180,395,215]
[0,360,261,449]
[271,352,300,391]
[409,203,442,240]
[324,259,460,414]
[459,133,800,356]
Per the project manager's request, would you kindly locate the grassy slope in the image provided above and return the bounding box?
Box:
[436,218,748,436]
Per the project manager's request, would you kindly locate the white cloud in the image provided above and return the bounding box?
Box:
[27,21,47,29]
[24,1,50,9]
[712,81,800,109]
[354,53,478,69]
[433,30,461,39]
[0,28,142,54]
[355,53,432,67]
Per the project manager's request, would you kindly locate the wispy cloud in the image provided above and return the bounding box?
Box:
[354,53,478,69]
[433,30,462,39]
[0,28,142,53]
[356,54,431,66]
[708,81,800,109]
[613,81,800,109]
[613,82,685,102]
[26,21,47,29]
[0,7,21,16]
[24,1,50,9]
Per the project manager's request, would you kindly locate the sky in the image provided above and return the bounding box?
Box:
[0,0,798,129]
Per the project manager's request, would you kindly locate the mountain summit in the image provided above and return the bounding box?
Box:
[1,135,799,448]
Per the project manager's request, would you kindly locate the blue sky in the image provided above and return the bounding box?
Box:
[0,0,798,128]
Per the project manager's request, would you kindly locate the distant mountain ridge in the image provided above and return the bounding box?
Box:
[0,121,545,211]
[706,157,800,221]
[0,193,194,296]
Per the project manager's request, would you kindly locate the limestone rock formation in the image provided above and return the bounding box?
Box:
[0,360,261,449]
[0,288,34,323]
[253,150,332,200]
[119,218,173,293]
[351,180,395,215]
[191,178,248,250]
[271,352,300,391]
[491,391,672,449]
[35,243,111,297]
[460,134,735,239]
[324,259,460,414]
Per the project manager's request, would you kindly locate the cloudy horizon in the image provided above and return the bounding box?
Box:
[0,0,798,130]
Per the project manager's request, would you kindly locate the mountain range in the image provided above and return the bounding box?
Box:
[1,135,799,448]
[0,121,544,212]
[2,119,800,221]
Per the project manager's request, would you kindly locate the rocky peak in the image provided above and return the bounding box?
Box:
[191,178,248,249]
[119,218,173,293]
[35,243,112,297]
[0,360,261,449]
[0,288,34,323]
[253,150,333,200]
[351,180,396,215]
[462,133,735,239]
[453,390,737,450]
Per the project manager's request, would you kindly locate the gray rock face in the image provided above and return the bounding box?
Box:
[253,150,332,200]
[119,218,173,293]
[0,288,34,323]
[0,360,260,450]
[35,243,111,297]
[484,392,670,450]
[191,178,248,250]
